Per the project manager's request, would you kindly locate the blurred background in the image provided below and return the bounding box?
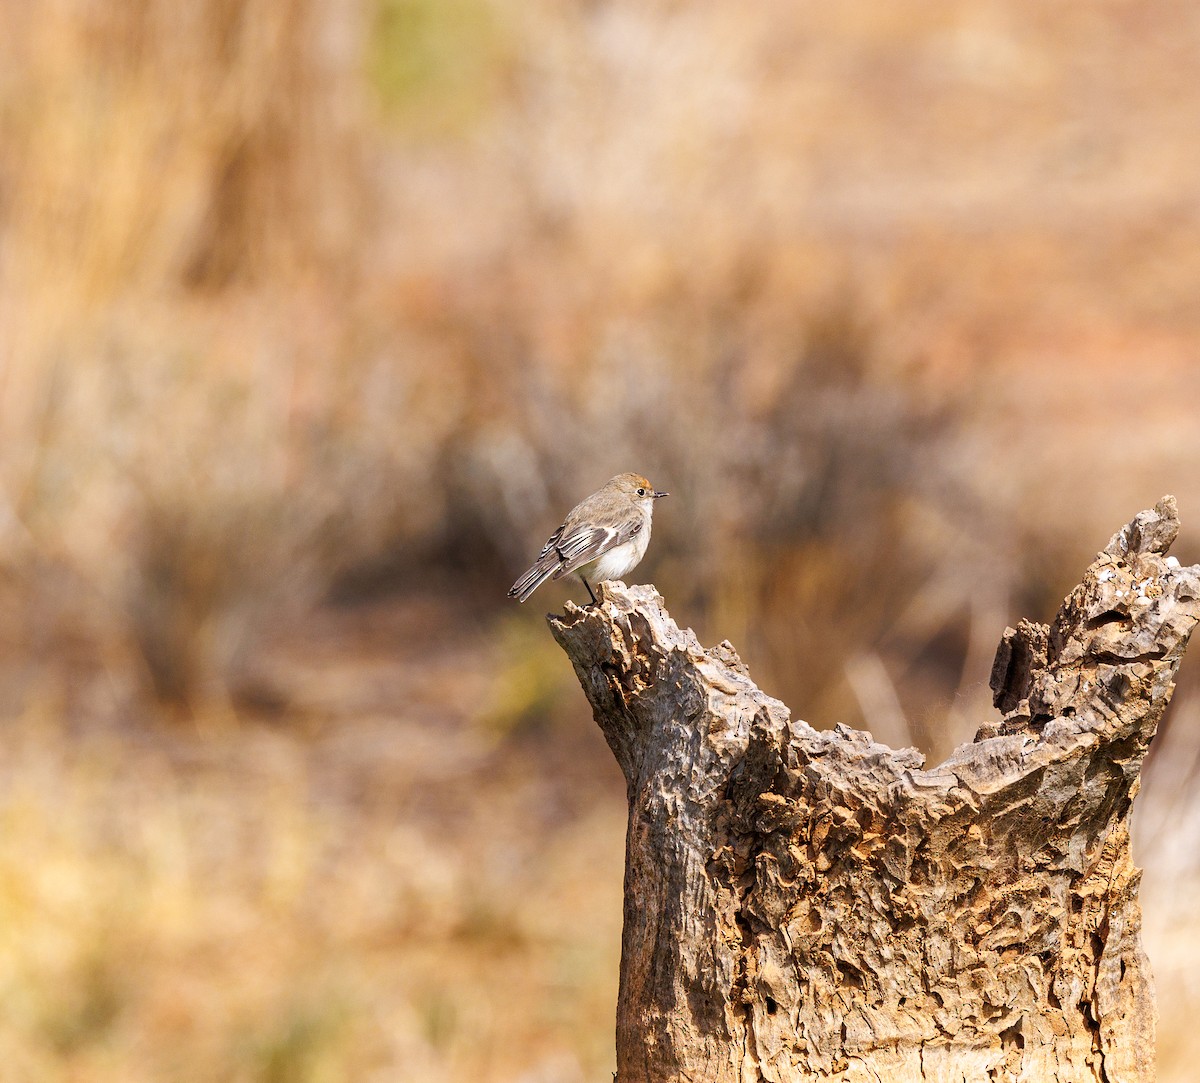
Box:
[2,1,1199,1080]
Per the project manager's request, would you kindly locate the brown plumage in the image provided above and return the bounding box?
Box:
[508,473,668,604]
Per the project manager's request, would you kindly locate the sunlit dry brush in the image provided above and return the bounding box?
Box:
[0,0,1135,731]
[551,498,1197,1082]
[0,705,624,1083]
[0,0,384,714]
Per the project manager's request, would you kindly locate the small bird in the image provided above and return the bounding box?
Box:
[508,473,669,604]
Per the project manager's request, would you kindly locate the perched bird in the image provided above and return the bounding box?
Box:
[508,473,669,604]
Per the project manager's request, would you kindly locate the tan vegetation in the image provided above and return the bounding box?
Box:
[1,1,1199,1079]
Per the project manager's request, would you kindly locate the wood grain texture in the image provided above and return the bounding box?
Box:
[549,497,1199,1083]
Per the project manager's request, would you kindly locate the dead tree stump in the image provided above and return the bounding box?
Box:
[549,497,1199,1083]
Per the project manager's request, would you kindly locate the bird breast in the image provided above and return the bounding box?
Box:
[592,519,651,581]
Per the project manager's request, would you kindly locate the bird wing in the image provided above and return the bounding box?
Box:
[551,514,643,578]
[507,524,566,601]
[531,524,566,567]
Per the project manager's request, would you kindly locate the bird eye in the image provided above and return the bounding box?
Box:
[636,487,645,496]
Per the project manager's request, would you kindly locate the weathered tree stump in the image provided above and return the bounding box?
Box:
[549,497,1199,1083]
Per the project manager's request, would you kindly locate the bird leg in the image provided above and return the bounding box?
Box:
[581,575,598,606]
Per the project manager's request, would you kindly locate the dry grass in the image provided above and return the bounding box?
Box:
[1138,688,1200,1083]
[0,625,626,1082]
[1,0,1199,1077]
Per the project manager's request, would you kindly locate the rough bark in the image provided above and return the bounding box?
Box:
[548,497,1199,1083]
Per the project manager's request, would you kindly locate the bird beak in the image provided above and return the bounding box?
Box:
[652,490,669,499]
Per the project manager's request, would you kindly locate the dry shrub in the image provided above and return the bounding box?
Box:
[0,1,1196,740]
[0,711,624,1082]
[0,0,1061,733]
[0,0,373,713]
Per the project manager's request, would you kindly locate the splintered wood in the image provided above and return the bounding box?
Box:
[550,497,1198,1083]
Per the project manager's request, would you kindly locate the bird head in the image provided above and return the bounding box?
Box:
[611,473,669,504]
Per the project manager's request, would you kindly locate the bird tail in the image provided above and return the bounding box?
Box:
[507,556,561,602]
